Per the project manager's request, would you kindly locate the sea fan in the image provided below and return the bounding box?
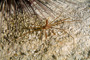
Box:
[0,0,58,19]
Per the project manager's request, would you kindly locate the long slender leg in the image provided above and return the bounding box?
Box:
[62,20,81,23]
[50,18,70,27]
[45,29,47,39]
[54,28,74,39]
[16,31,29,40]
[50,14,63,24]
[16,30,35,40]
